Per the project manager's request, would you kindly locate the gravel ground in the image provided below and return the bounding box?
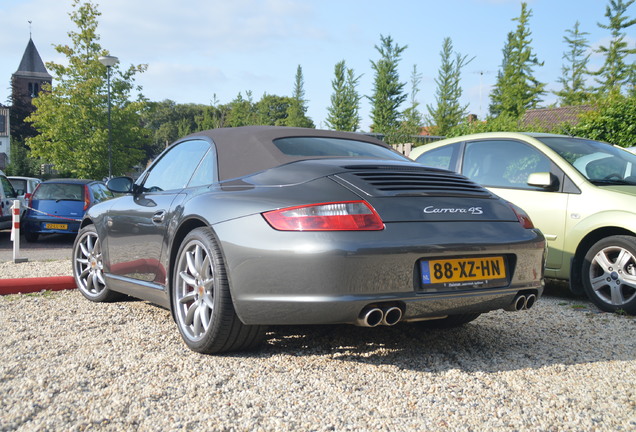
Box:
[1,261,635,431]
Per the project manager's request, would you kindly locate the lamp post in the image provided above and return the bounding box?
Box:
[98,55,119,178]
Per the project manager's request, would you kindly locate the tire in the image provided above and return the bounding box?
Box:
[415,313,481,329]
[582,235,636,314]
[73,224,122,302]
[172,227,265,354]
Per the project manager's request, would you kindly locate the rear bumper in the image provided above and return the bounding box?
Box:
[213,216,546,325]
[23,217,81,235]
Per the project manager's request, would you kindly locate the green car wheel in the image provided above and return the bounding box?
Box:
[582,235,636,314]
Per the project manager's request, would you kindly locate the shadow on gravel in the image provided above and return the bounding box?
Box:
[258,310,635,373]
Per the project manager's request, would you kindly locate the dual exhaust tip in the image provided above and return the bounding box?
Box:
[506,293,537,312]
[358,305,403,327]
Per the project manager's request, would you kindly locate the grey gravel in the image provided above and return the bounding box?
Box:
[1,260,635,431]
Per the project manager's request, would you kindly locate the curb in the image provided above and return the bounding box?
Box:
[0,276,77,295]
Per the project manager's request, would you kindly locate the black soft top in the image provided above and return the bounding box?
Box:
[181,126,396,181]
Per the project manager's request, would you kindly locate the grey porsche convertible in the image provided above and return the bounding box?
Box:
[72,126,546,354]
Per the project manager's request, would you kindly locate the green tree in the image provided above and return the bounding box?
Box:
[399,65,424,137]
[427,38,473,135]
[593,0,636,95]
[285,65,314,128]
[225,91,256,127]
[26,0,147,179]
[489,2,546,118]
[566,94,636,146]
[325,60,362,131]
[369,34,408,137]
[5,139,40,177]
[555,21,593,105]
[255,94,291,126]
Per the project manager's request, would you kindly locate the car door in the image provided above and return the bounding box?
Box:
[105,139,212,285]
[459,139,569,271]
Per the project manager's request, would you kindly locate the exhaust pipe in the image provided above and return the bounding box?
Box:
[505,294,527,312]
[358,307,383,327]
[381,306,403,326]
[524,293,537,310]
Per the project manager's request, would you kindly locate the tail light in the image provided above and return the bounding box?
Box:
[508,202,534,229]
[263,201,384,231]
[83,185,91,211]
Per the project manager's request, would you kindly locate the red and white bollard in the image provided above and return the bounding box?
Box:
[10,200,28,263]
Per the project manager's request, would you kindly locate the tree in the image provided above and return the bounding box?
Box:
[285,65,314,128]
[593,0,636,95]
[399,65,424,137]
[369,34,408,137]
[225,91,256,127]
[555,21,593,105]
[255,94,291,126]
[26,0,147,179]
[325,60,362,131]
[427,38,473,135]
[566,93,636,146]
[489,2,546,118]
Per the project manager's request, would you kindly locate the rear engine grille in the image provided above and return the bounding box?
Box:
[336,166,492,197]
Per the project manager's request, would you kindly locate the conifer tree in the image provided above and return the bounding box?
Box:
[369,34,407,137]
[325,60,361,131]
[489,2,545,118]
[594,0,636,94]
[285,65,314,128]
[427,38,473,135]
[555,21,593,105]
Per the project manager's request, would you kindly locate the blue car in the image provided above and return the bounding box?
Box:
[23,179,113,242]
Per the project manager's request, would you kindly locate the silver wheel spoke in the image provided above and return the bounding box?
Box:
[610,284,625,305]
[179,271,196,287]
[594,250,613,273]
[590,274,609,291]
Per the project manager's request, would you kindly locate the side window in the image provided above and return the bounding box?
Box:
[90,183,114,203]
[414,143,459,171]
[188,148,216,188]
[1,176,17,198]
[462,140,552,189]
[143,140,211,192]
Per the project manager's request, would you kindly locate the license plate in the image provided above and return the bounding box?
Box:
[45,223,68,230]
[420,256,507,287]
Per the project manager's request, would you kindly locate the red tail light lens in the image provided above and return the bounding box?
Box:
[508,202,534,229]
[83,185,91,211]
[263,201,384,231]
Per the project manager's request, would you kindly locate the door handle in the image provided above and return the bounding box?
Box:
[152,211,166,224]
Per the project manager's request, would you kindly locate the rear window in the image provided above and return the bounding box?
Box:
[273,137,408,161]
[9,179,26,194]
[33,183,84,201]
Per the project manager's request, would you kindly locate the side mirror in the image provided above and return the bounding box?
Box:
[527,172,558,191]
[107,176,134,194]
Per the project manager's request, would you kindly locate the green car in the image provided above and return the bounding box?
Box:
[410,132,636,314]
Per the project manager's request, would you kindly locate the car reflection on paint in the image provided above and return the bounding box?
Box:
[72,126,546,354]
[23,179,114,242]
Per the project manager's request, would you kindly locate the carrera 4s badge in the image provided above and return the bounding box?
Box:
[423,206,483,215]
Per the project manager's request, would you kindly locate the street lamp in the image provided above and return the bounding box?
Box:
[98,55,119,178]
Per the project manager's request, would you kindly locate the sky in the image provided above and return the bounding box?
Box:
[0,0,634,131]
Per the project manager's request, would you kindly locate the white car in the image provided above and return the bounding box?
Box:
[0,170,19,230]
[8,176,42,214]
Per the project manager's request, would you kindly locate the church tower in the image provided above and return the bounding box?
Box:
[9,36,52,148]
[12,37,52,104]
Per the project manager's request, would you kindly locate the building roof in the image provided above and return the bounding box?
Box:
[522,105,594,129]
[13,38,52,80]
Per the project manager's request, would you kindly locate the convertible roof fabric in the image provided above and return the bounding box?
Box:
[182,126,393,182]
